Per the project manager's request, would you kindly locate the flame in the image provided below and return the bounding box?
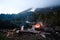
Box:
[34,23,41,28]
[34,22,43,29]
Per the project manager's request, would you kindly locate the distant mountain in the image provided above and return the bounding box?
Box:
[35,6,60,14]
[0,6,60,22]
[0,8,34,28]
[0,6,60,28]
[0,8,32,20]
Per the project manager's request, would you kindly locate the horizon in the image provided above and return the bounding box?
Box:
[0,5,60,14]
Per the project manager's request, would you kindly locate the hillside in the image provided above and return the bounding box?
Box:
[0,6,60,29]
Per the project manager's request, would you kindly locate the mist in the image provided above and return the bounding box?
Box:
[0,0,60,14]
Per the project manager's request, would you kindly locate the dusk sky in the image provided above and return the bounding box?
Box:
[0,0,60,14]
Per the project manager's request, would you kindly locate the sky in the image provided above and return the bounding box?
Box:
[0,0,60,14]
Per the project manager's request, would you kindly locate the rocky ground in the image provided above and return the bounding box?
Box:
[0,30,60,40]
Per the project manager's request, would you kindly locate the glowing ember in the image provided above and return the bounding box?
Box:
[34,22,43,29]
[34,23,41,28]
